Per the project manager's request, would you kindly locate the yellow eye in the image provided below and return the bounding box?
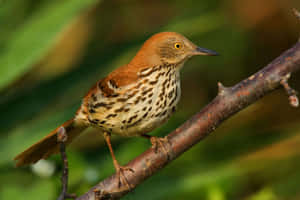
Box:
[174,42,182,50]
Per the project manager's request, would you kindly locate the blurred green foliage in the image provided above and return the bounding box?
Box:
[1,0,300,199]
[0,0,98,90]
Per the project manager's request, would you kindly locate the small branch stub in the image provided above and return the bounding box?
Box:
[217,82,230,96]
[280,74,299,107]
[57,127,68,143]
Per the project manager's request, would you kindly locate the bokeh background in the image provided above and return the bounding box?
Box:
[1,0,300,199]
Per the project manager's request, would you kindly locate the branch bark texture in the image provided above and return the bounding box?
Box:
[76,41,300,200]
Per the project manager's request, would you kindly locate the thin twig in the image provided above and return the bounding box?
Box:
[57,127,77,200]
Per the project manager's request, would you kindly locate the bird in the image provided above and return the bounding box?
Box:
[14,32,218,187]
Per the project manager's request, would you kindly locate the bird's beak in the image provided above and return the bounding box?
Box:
[192,46,219,56]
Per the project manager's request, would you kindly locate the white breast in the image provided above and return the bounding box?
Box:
[81,65,181,137]
[117,66,181,136]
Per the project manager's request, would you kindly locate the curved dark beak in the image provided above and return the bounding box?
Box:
[193,46,219,56]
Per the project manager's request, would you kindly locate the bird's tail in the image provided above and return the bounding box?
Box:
[14,118,87,167]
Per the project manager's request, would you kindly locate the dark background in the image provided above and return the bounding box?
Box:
[1,0,300,199]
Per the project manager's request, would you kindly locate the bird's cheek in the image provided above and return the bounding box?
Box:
[163,57,176,64]
[180,54,190,62]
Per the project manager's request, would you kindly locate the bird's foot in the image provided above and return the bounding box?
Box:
[149,136,171,159]
[115,164,134,190]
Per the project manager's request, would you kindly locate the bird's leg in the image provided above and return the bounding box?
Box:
[103,132,134,189]
[141,134,171,159]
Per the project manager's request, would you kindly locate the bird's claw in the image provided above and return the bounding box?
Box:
[116,165,134,190]
[150,136,171,159]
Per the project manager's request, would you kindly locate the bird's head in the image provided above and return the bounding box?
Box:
[130,32,218,68]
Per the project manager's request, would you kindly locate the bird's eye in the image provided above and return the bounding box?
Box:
[174,42,182,50]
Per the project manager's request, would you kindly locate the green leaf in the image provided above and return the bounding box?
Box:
[0,0,98,91]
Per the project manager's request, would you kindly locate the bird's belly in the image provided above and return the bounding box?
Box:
[85,67,181,137]
[113,81,181,137]
[113,94,180,137]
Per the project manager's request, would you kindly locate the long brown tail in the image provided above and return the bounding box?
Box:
[14,118,87,167]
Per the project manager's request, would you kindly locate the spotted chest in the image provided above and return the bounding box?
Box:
[78,65,181,137]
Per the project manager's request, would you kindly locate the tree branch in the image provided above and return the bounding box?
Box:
[76,35,300,200]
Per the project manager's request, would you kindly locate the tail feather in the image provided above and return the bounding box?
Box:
[14,119,86,167]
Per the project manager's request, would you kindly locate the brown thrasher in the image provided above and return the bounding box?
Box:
[14,32,218,187]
